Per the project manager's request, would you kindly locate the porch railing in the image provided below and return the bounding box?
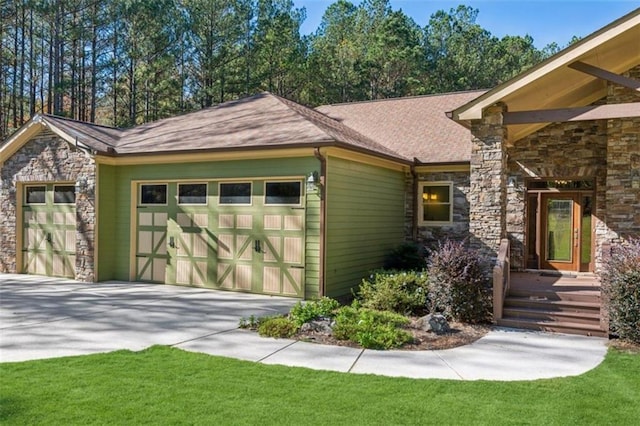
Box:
[492,238,510,323]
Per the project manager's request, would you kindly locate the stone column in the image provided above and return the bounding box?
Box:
[469,103,508,267]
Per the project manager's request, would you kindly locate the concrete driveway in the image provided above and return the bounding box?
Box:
[0,273,297,362]
[1,273,608,381]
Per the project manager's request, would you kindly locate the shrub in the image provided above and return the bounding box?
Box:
[600,239,640,343]
[333,304,412,350]
[383,242,427,270]
[427,240,491,323]
[257,316,298,338]
[358,270,429,315]
[289,297,340,327]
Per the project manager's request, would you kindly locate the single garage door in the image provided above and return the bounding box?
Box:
[134,179,305,297]
[22,184,76,278]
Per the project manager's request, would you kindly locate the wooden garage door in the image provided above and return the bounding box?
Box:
[22,184,76,278]
[134,180,304,297]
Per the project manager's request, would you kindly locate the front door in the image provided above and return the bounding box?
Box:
[539,192,593,272]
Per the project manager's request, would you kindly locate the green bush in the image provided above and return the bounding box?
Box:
[289,297,340,327]
[333,304,412,350]
[257,316,298,338]
[358,270,429,315]
[427,240,491,323]
[383,242,427,270]
[600,239,640,343]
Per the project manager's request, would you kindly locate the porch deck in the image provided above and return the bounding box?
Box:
[498,271,606,337]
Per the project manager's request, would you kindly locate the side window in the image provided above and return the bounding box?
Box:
[53,185,76,204]
[265,181,301,205]
[178,183,207,205]
[25,186,46,204]
[419,182,452,225]
[140,184,168,205]
[219,182,252,205]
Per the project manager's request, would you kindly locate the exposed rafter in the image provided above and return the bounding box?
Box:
[503,103,640,125]
[569,61,640,91]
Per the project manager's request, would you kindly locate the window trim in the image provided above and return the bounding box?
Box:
[418,181,453,226]
[139,183,169,206]
[264,180,303,206]
[24,185,47,205]
[218,182,253,206]
[177,182,208,206]
[53,184,76,205]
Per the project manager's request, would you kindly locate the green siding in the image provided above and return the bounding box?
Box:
[97,164,117,280]
[96,157,321,297]
[324,156,405,298]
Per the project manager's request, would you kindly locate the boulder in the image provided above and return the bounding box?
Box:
[417,314,450,334]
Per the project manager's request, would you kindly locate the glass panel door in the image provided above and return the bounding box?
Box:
[541,194,579,271]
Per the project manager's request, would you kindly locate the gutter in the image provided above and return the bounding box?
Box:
[313,147,327,298]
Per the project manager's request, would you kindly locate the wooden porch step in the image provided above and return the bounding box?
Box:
[507,288,601,303]
[503,306,601,325]
[497,318,607,338]
[504,296,601,313]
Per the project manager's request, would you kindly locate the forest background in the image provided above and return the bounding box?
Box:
[1,0,573,140]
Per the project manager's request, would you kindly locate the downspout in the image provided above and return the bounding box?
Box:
[314,147,327,297]
[411,162,418,241]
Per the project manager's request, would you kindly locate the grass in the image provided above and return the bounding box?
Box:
[1,346,639,425]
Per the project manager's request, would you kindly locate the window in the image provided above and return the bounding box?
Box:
[178,183,207,205]
[419,182,452,224]
[25,186,46,204]
[219,182,251,205]
[53,185,76,204]
[140,184,167,205]
[265,181,301,205]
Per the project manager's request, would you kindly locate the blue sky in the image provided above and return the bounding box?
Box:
[293,1,639,48]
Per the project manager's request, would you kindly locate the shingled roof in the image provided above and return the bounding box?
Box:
[2,91,483,166]
[316,90,486,164]
[115,92,407,161]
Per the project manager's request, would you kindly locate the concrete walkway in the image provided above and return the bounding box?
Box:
[0,274,608,381]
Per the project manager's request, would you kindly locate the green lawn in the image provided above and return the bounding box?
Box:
[1,346,639,425]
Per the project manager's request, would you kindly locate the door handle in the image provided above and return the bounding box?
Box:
[46,232,52,245]
[254,239,265,253]
[169,236,177,249]
[574,228,579,247]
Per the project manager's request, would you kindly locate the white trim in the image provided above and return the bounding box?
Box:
[417,181,453,226]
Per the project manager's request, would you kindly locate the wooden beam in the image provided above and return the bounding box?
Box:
[569,61,640,91]
[503,103,640,125]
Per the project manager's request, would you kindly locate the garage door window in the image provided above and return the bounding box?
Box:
[25,186,46,204]
[178,183,207,205]
[265,181,301,205]
[54,185,76,204]
[140,184,168,205]
[219,182,251,205]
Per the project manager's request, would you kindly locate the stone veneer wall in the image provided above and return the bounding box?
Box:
[506,121,608,269]
[603,65,640,253]
[404,171,470,249]
[0,130,96,281]
[468,104,507,265]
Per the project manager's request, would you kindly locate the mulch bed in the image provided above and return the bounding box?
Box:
[295,319,491,351]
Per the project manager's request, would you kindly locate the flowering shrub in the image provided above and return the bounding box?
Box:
[600,239,640,343]
[358,270,429,315]
[427,240,491,323]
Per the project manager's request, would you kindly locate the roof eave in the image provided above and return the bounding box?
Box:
[451,7,640,122]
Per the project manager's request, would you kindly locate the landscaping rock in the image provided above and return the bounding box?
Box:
[417,314,450,334]
[300,317,334,335]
